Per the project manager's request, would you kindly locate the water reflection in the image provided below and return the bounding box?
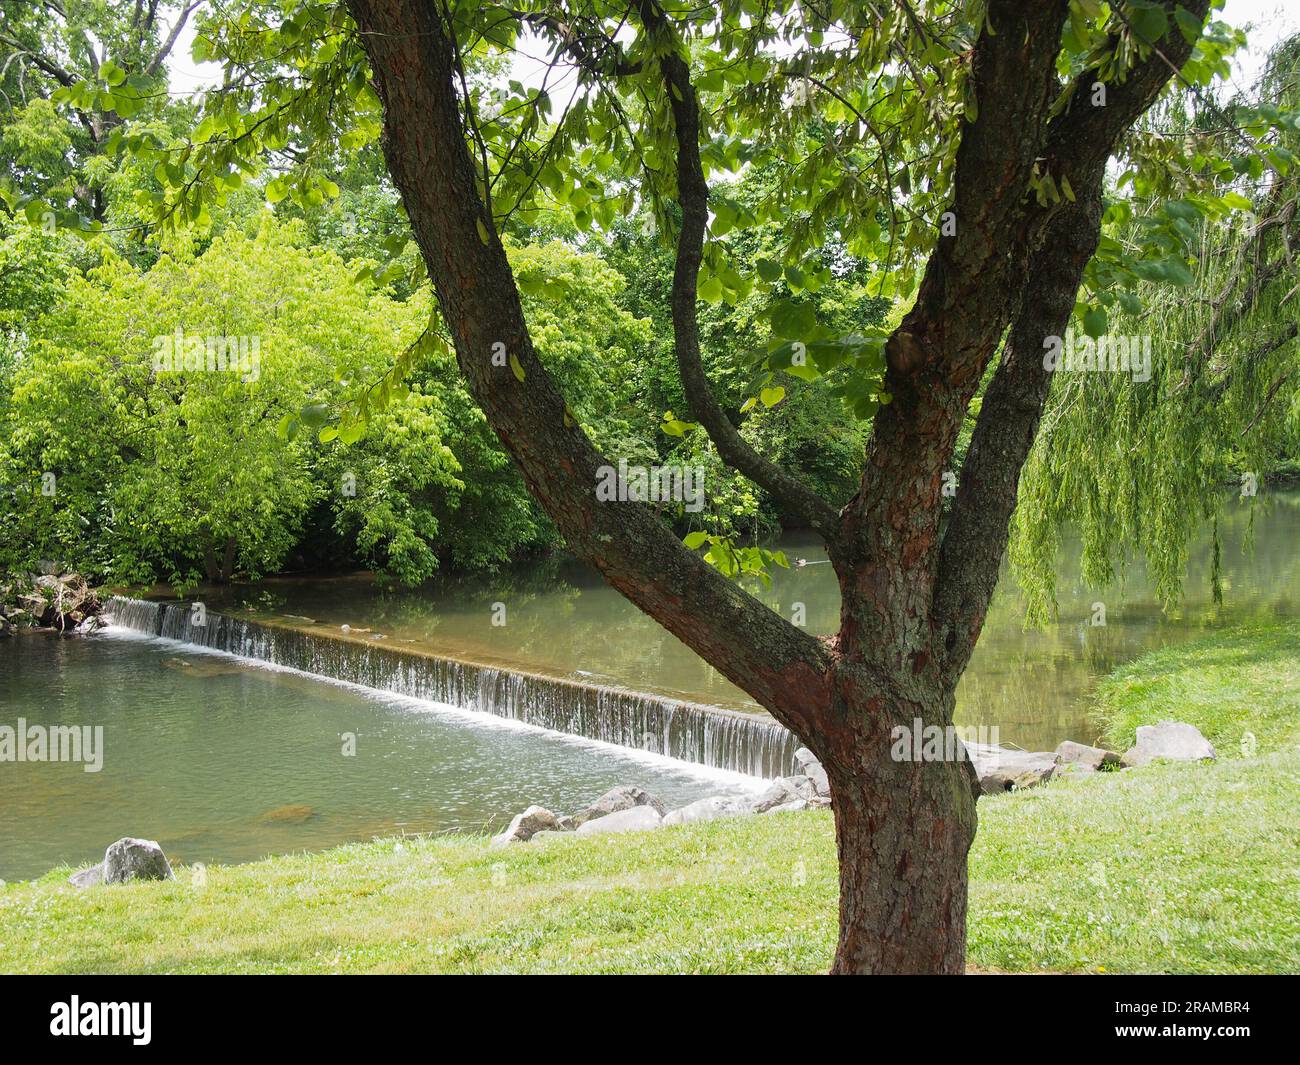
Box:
[188,491,1300,752]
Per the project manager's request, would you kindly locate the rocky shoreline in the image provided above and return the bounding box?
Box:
[49,724,1217,885]
[0,570,104,637]
[491,722,1219,846]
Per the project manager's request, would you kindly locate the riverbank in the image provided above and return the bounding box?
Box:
[3,622,1296,975]
[0,754,1294,973]
[0,571,102,636]
[1096,619,1300,756]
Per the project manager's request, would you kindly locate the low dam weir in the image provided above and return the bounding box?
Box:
[106,596,800,779]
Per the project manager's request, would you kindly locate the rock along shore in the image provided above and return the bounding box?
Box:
[490,722,1218,847]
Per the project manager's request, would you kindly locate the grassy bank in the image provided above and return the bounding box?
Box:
[1095,619,1300,757]
[3,627,1297,975]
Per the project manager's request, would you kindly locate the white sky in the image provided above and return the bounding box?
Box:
[165,1,1300,101]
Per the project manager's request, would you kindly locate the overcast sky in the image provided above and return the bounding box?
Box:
[165,1,1300,103]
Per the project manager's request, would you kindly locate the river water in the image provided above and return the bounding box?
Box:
[2,491,1295,880]
[0,633,760,881]
[199,491,1300,749]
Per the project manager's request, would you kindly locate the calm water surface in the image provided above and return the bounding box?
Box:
[200,492,1300,750]
[0,633,759,881]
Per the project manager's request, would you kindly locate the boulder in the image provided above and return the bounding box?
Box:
[489,805,560,848]
[15,573,99,631]
[793,747,819,771]
[67,864,104,888]
[258,803,315,825]
[750,775,817,813]
[103,838,175,883]
[571,785,665,827]
[793,748,831,797]
[662,795,748,826]
[1122,722,1216,767]
[1055,740,1120,770]
[69,838,174,886]
[763,798,810,815]
[574,805,662,836]
[965,744,1057,793]
[528,830,570,844]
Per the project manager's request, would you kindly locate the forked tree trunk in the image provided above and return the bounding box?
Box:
[346,0,1203,975]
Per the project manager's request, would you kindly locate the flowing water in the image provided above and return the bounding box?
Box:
[0,632,761,881]
[3,490,1296,880]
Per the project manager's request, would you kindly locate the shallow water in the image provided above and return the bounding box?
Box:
[195,492,1300,750]
[5,491,1296,880]
[0,633,759,881]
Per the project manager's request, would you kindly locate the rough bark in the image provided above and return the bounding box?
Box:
[934,188,1104,676]
[811,680,979,974]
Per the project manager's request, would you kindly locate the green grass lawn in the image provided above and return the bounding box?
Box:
[3,624,1298,975]
[1096,619,1300,757]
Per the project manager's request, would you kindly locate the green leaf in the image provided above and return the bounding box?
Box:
[266,177,291,204]
[509,352,526,382]
[1174,6,1205,44]
[760,385,786,407]
[300,402,330,429]
[698,275,724,303]
[1082,305,1108,338]
[476,217,492,245]
[1130,4,1169,45]
[100,60,127,87]
[683,531,709,549]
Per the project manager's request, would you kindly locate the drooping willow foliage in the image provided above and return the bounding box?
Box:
[1012,33,1300,622]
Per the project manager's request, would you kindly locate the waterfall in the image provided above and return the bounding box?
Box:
[105,596,800,778]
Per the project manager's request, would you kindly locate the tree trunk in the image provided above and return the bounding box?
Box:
[810,683,978,974]
[201,535,238,584]
[219,536,238,583]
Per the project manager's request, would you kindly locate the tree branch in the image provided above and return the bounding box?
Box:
[145,1,204,78]
[639,0,842,539]
[836,0,1069,667]
[346,0,833,740]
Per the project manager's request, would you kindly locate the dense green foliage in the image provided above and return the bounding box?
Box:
[0,210,671,584]
[0,0,1298,603]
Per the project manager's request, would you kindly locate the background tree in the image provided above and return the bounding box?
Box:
[0,0,202,223]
